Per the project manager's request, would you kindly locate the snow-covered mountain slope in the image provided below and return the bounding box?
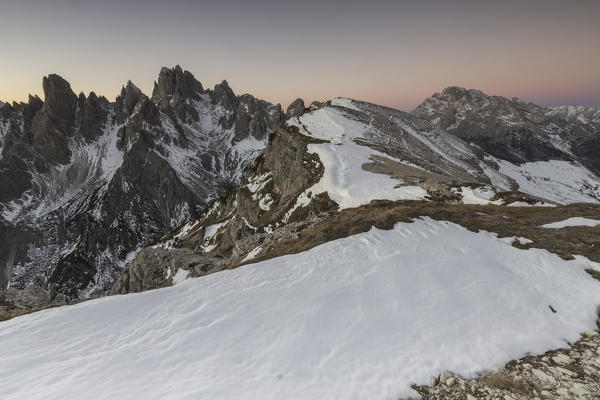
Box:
[0,66,283,297]
[486,157,600,204]
[413,87,600,203]
[2,218,600,400]
[413,86,600,175]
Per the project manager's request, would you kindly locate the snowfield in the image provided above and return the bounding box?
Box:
[1,218,600,400]
[492,158,600,204]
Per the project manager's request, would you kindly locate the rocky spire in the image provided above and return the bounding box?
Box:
[152,65,203,109]
[212,80,238,110]
[285,98,305,118]
[41,74,78,127]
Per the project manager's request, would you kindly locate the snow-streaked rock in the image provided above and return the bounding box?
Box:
[0,66,283,297]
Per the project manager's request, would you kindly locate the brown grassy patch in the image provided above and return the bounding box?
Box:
[254,200,600,265]
[482,373,535,396]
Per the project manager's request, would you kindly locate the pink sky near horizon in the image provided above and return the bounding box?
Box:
[1,0,599,111]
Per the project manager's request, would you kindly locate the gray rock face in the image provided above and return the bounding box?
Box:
[0,285,65,312]
[152,65,203,110]
[0,67,283,299]
[112,247,225,294]
[413,86,600,173]
[285,98,305,118]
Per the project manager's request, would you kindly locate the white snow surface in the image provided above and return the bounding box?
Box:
[541,217,600,229]
[492,158,600,204]
[2,218,600,400]
[287,105,428,210]
[455,186,502,205]
[172,268,190,285]
[329,97,361,111]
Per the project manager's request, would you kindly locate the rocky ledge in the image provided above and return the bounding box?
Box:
[408,319,600,400]
[0,285,66,321]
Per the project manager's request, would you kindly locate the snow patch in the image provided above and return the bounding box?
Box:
[507,201,556,207]
[242,246,262,262]
[455,186,502,205]
[541,217,600,229]
[172,268,190,285]
[329,97,361,111]
[493,158,600,204]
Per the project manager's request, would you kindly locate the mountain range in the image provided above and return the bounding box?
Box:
[0,66,282,297]
[1,67,599,302]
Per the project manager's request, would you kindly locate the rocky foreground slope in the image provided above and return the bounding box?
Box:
[0,66,283,298]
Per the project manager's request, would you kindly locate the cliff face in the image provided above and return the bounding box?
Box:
[0,66,283,298]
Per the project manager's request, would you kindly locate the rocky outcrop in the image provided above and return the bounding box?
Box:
[111,118,335,294]
[112,247,225,294]
[410,329,600,400]
[285,98,305,118]
[41,74,78,131]
[0,285,66,321]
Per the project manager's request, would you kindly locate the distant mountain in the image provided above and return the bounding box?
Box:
[0,66,283,297]
[412,86,600,174]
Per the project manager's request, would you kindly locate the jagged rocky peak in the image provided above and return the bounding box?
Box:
[212,79,238,110]
[118,80,144,110]
[41,74,78,126]
[152,65,203,109]
[115,80,158,125]
[285,98,305,118]
[76,91,110,141]
[232,94,284,143]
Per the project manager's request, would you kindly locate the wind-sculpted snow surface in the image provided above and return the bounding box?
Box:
[2,218,599,400]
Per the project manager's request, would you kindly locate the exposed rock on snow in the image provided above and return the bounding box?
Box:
[411,330,600,400]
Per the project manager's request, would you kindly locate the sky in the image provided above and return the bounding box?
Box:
[0,0,599,111]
